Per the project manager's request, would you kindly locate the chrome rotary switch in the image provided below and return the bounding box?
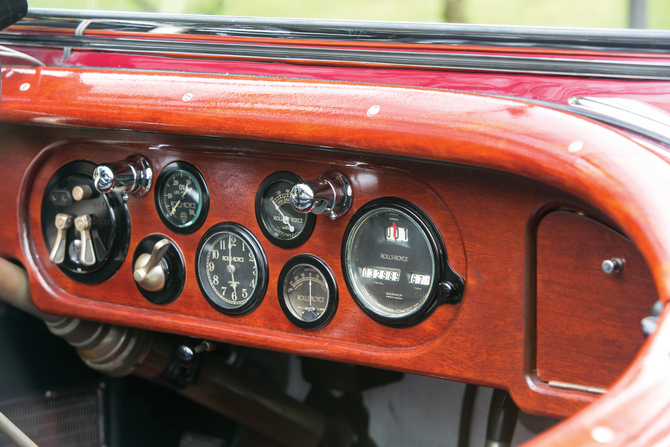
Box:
[74,214,96,267]
[290,171,352,220]
[93,155,153,197]
[133,238,171,292]
[49,213,73,265]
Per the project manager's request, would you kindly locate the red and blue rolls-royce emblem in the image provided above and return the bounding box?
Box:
[385,222,408,242]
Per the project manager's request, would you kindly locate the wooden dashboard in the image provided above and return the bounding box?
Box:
[1,66,669,436]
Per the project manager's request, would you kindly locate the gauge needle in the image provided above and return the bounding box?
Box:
[170,200,181,216]
[227,234,238,296]
[307,279,316,313]
[182,184,191,198]
[273,201,295,232]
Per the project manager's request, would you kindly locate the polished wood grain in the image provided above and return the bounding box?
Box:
[536,211,657,389]
[2,67,670,445]
[0,121,621,420]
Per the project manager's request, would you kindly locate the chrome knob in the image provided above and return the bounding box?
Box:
[602,258,624,274]
[74,214,95,266]
[133,239,171,292]
[176,341,216,367]
[49,213,73,265]
[93,155,152,197]
[290,171,352,220]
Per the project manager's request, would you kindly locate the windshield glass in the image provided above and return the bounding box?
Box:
[26,0,670,30]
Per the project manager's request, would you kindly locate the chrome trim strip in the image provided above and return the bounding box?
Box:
[23,9,670,53]
[569,97,670,139]
[548,381,607,395]
[2,32,670,80]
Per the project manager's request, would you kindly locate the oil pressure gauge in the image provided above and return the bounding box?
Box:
[196,223,268,315]
[156,161,209,234]
[278,255,337,329]
[342,198,463,326]
[255,172,316,248]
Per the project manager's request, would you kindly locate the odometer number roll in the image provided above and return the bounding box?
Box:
[196,223,268,315]
[342,198,461,326]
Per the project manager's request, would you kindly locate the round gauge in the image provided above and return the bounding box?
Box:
[278,255,337,330]
[342,198,461,326]
[155,161,209,234]
[196,223,268,315]
[255,172,316,248]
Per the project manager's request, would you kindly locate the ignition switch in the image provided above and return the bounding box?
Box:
[41,161,130,283]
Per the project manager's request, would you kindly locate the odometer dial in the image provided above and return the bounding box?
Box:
[196,223,268,315]
[342,198,460,325]
[278,255,337,329]
[255,172,316,248]
[156,162,209,234]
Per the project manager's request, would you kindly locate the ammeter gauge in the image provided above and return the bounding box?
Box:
[196,223,268,315]
[255,172,316,248]
[278,255,337,329]
[156,161,209,234]
[342,198,463,326]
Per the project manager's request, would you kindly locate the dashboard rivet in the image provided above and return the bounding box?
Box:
[182,92,193,101]
[568,140,584,153]
[591,426,615,444]
[19,83,30,91]
[602,258,624,274]
[367,105,380,116]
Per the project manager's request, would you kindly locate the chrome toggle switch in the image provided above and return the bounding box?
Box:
[49,213,73,265]
[74,214,95,266]
[290,171,352,220]
[133,238,171,292]
[93,154,152,197]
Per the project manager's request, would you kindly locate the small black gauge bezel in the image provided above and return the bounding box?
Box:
[195,223,268,316]
[132,234,186,305]
[255,171,316,249]
[341,197,463,327]
[278,254,338,330]
[41,161,130,284]
[155,161,209,234]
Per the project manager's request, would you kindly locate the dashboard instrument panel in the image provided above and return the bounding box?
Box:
[3,118,652,420]
[0,60,666,432]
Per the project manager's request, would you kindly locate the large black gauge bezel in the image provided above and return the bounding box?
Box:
[155,161,209,234]
[278,255,338,330]
[255,172,316,248]
[41,161,130,284]
[195,223,268,316]
[341,198,463,326]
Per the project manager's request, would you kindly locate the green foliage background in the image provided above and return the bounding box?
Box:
[29,0,670,29]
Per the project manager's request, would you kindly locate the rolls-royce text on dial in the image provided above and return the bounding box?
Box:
[196,223,268,315]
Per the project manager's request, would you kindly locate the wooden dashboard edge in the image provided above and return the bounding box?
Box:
[2,66,670,445]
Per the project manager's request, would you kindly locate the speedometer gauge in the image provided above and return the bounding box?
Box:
[156,161,209,234]
[255,172,316,248]
[342,198,463,326]
[196,223,268,315]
